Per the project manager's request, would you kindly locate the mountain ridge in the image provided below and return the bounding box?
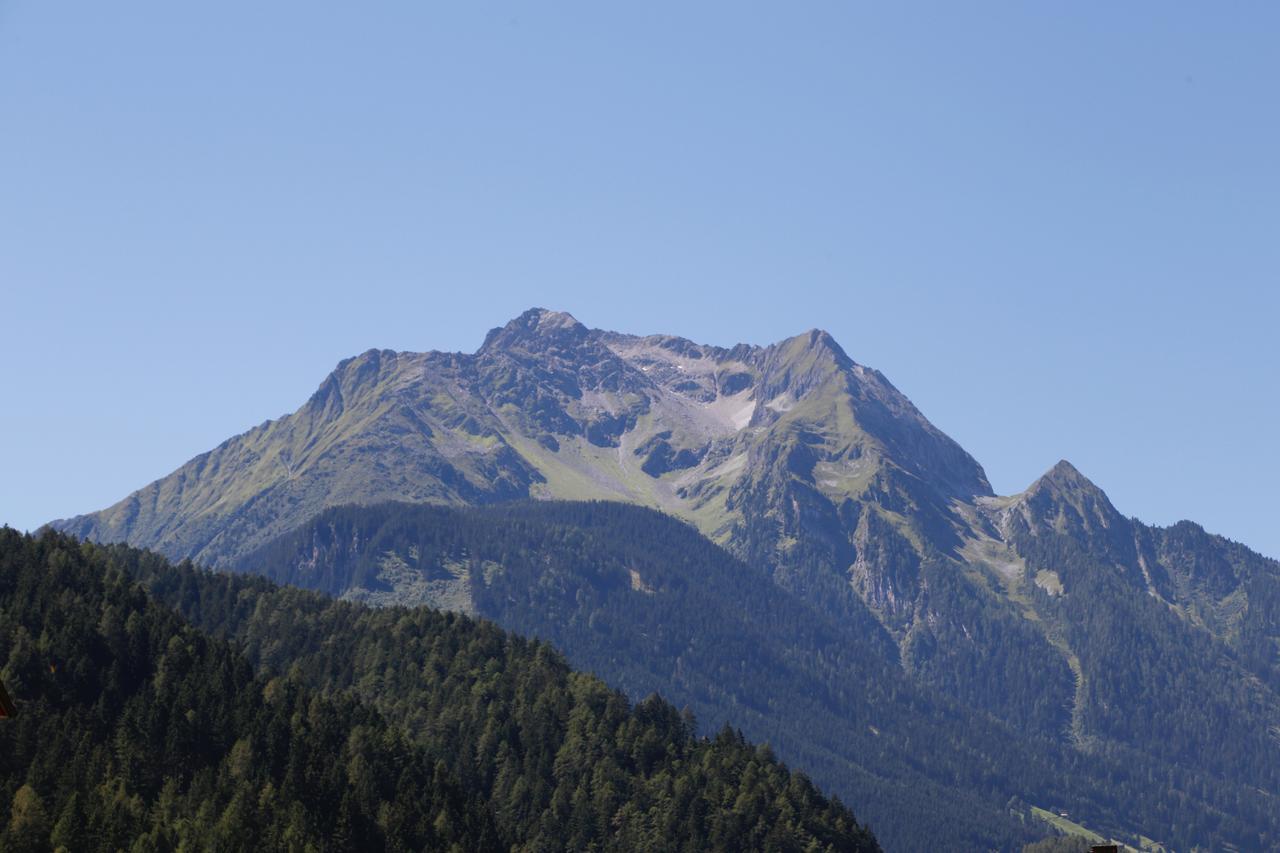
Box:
[52,308,991,568]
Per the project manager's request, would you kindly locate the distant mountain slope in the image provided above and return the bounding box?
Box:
[1,527,879,853]
[235,500,1280,851]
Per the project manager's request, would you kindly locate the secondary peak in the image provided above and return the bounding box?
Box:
[480,308,588,352]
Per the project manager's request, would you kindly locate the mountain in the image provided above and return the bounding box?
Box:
[51,308,1280,849]
[232,499,1280,850]
[53,308,988,575]
[234,500,1040,849]
[1,527,879,852]
[988,461,1280,791]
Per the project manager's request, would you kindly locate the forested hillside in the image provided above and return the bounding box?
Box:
[0,528,878,852]
[999,468,1280,802]
[239,502,1033,849]
[233,500,1280,851]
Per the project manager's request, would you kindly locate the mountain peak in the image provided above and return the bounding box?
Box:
[1008,458,1124,538]
[480,308,588,352]
[525,307,582,330]
[1029,459,1104,497]
[782,328,854,365]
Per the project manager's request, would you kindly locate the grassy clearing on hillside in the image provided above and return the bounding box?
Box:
[1030,806,1150,851]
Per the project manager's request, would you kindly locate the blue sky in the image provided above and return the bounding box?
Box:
[2,3,1277,557]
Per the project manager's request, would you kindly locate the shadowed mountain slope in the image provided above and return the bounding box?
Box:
[234,500,1279,850]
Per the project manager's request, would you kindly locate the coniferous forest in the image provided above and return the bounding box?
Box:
[0,527,879,852]
[232,500,1280,851]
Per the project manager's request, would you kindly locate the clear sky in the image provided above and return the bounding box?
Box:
[2,3,1277,558]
